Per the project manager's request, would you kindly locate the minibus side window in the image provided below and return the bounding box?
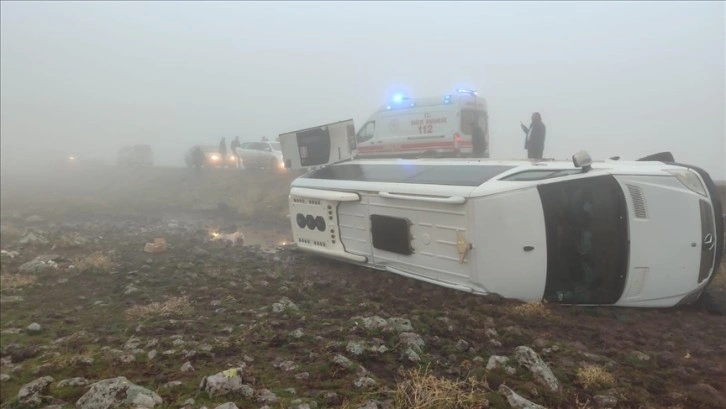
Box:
[356,122,376,143]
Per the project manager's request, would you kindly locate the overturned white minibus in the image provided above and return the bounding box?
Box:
[279,123,723,308]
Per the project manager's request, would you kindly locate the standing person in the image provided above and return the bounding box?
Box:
[191,146,205,172]
[219,137,227,167]
[230,136,241,168]
[471,121,487,158]
[520,112,546,160]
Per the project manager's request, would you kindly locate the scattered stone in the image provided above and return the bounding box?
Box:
[116,354,136,364]
[124,284,139,295]
[18,256,58,274]
[181,361,194,372]
[70,355,94,366]
[213,403,239,409]
[76,376,162,409]
[333,354,353,369]
[593,389,619,409]
[402,348,420,363]
[387,317,413,332]
[499,385,546,409]
[200,367,250,398]
[124,336,142,350]
[0,373,10,382]
[455,339,470,352]
[580,352,617,369]
[346,341,365,356]
[26,323,42,333]
[272,297,299,313]
[147,350,157,360]
[56,377,89,387]
[359,316,388,330]
[289,328,305,339]
[19,231,49,246]
[486,355,516,375]
[163,381,183,389]
[53,331,93,346]
[295,372,309,380]
[278,360,298,372]
[322,392,339,405]
[631,351,650,361]
[0,295,24,303]
[17,376,54,407]
[353,377,377,389]
[399,332,425,353]
[514,346,559,392]
[257,389,279,404]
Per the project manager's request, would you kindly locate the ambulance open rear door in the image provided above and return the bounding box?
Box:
[279,119,357,170]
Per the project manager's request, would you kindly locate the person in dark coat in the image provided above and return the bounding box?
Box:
[219,137,227,159]
[471,122,488,158]
[520,112,546,159]
[191,146,205,172]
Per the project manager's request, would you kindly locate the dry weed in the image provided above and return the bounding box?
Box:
[511,302,550,318]
[0,273,37,291]
[394,366,489,409]
[576,365,615,390]
[75,252,113,273]
[125,296,192,320]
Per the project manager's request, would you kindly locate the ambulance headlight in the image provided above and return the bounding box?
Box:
[210,154,220,161]
[666,169,707,196]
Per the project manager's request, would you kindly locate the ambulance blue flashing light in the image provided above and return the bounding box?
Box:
[444,95,452,104]
[392,93,404,104]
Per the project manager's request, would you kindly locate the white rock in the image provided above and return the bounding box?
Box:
[213,403,239,409]
[399,332,425,353]
[333,354,353,369]
[56,377,89,387]
[26,323,42,332]
[181,361,194,372]
[499,385,547,409]
[200,368,249,398]
[76,377,162,409]
[514,346,559,392]
[353,377,377,389]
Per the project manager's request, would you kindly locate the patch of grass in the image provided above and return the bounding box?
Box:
[575,365,615,390]
[394,366,489,409]
[125,296,192,321]
[74,252,113,273]
[0,273,37,291]
[511,302,550,318]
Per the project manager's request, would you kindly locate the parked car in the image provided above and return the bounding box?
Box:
[235,141,285,170]
[184,145,236,169]
[279,132,723,308]
[117,145,153,167]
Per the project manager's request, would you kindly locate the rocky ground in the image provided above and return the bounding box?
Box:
[1,165,725,409]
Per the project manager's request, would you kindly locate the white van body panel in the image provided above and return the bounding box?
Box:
[286,157,722,308]
[615,175,706,307]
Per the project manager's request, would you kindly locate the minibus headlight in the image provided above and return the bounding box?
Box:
[666,169,707,196]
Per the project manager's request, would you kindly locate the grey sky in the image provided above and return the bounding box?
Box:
[1,1,724,178]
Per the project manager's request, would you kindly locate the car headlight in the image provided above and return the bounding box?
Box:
[666,169,707,196]
[210,155,220,161]
[228,156,236,161]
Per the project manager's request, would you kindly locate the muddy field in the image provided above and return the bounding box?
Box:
[1,165,725,409]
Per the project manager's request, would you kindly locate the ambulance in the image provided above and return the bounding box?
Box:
[355,89,489,159]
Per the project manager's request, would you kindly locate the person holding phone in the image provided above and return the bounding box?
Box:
[520,112,546,160]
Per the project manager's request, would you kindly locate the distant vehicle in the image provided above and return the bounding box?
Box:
[279,124,723,308]
[117,145,154,167]
[234,141,285,170]
[184,145,236,169]
[355,89,489,159]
